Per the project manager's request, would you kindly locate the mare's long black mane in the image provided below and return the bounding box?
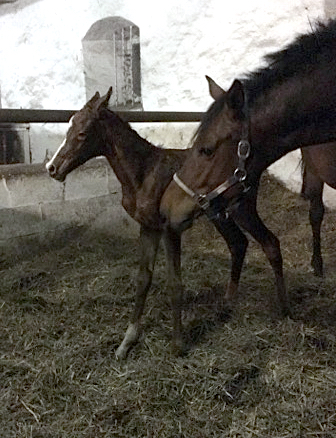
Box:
[196,19,336,139]
[244,19,336,103]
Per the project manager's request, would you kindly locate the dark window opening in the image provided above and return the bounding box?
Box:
[0,124,30,164]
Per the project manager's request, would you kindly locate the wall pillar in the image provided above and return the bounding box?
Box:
[82,16,142,109]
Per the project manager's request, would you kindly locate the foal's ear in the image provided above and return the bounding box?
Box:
[103,86,113,105]
[227,79,245,112]
[96,87,113,114]
[85,91,100,109]
[206,75,225,101]
[99,87,113,108]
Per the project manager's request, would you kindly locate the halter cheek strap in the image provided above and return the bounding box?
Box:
[173,172,240,211]
[172,138,251,214]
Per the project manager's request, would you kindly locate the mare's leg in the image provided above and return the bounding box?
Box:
[116,225,161,360]
[301,167,325,277]
[233,198,290,317]
[210,215,248,305]
[162,226,184,355]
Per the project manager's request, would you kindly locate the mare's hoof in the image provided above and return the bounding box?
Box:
[313,267,324,278]
[311,257,323,278]
[280,304,293,320]
[216,301,233,321]
[171,339,185,357]
[271,301,293,320]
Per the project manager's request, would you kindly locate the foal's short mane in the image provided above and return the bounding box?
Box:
[101,107,157,158]
[195,19,336,141]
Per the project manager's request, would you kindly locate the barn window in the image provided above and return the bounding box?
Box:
[0,124,30,164]
[82,16,142,109]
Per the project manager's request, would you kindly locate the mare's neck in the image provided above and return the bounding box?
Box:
[248,67,336,175]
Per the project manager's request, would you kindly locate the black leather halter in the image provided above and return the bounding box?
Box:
[173,91,251,219]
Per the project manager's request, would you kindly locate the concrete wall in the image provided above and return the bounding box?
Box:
[0,159,138,257]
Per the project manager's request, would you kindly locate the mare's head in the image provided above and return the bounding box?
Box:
[161,76,248,229]
[46,87,112,182]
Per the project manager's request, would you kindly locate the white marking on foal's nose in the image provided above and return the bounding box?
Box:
[45,116,74,171]
[46,138,66,171]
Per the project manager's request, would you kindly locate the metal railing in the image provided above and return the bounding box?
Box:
[0,109,204,124]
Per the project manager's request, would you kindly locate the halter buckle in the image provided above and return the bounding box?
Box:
[196,194,210,210]
[237,139,250,158]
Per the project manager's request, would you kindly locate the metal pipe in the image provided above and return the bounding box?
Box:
[0,109,204,123]
[119,111,203,123]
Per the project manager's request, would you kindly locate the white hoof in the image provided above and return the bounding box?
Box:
[115,323,140,360]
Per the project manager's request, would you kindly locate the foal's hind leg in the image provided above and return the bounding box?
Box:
[162,226,184,355]
[301,167,324,277]
[210,215,248,306]
[116,225,161,360]
[233,198,291,318]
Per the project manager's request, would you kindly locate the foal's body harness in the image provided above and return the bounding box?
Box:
[172,96,251,220]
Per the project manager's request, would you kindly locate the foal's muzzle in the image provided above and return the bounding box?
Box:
[46,162,66,182]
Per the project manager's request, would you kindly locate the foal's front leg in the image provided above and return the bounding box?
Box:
[162,226,184,355]
[116,225,161,360]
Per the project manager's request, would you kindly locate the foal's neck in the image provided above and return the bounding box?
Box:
[100,110,158,188]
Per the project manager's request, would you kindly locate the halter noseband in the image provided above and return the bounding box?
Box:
[173,90,251,219]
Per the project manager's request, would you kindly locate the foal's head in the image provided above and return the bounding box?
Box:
[46,87,112,182]
[161,77,247,228]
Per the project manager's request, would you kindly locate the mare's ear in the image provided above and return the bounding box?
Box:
[226,79,245,112]
[206,75,225,101]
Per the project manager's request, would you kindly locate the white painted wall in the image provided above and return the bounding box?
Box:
[0,0,334,207]
[0,0,325,110]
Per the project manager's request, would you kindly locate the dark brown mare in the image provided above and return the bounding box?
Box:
[208,75,332,279]
[161,20,336,317]
[46,88,247,359]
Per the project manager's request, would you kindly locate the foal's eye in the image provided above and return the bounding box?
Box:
[199,147,214,157]
[77,132,86,141]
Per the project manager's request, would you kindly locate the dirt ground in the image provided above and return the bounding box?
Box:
[1,173,336,437]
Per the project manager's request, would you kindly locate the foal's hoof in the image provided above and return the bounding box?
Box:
[116,323,141,360]
[115,345,128,361]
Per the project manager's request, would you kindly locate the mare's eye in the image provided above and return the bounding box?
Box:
[199,147,214,157]
[77,132,86,141]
